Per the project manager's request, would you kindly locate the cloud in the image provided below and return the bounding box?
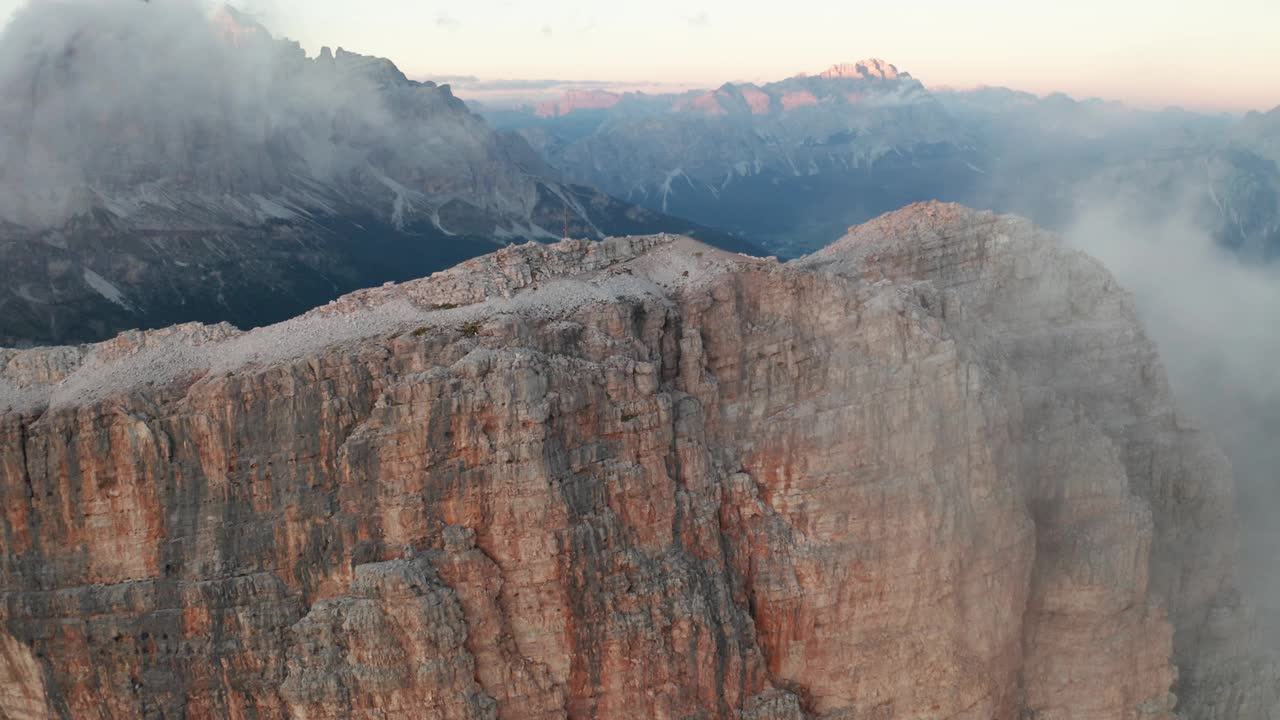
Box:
[426,74,482,85]
[435,11,459,30]
[1062,176,1280,634]
[0,0,527,227]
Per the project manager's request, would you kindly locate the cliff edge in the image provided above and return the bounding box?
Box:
[0,203,1274,718]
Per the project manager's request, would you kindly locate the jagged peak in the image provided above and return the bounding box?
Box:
[819,59,903,80]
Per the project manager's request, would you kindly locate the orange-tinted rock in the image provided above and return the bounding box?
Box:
[536,90,624,118]
[819,60,902,81]
[779,90,819,111]
[0,205,1272,719]
[740,86,773,115]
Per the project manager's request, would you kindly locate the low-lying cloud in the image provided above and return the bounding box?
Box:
[1064,185,1280,629]
[686,11,711,29]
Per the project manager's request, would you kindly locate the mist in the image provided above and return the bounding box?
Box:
[0,0,297,224]
[1064,188,1280,633]
[0,0,533,229]
[934,88,1280,637]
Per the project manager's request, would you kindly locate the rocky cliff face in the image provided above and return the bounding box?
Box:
[0,203,1274,719]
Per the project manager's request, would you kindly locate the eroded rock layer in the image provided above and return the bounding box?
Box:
[0,203,1273,719]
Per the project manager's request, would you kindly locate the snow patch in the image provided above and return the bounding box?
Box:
[430,209,457,236]
[251,194,301,220]
[82,269,132,309]
[658,168,691,213]
[376,175,415,229]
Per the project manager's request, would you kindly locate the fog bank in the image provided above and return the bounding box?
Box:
[1065,199,1280,632]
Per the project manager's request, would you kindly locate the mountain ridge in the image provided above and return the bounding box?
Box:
[0,0,761,348]
[481,63,1279,259]
[0,203,1273,718]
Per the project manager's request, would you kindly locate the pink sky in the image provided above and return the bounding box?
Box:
[1,0,1274,112]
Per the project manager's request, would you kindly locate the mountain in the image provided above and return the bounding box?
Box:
[0,204,1274,718]
[482,66,1280,261]
[1235,106,1280,159]
[935,88,1280,259]
[485,61,981,254]
[535,89,629,117]
[1217,106,1280,255]
[0,2,758,348]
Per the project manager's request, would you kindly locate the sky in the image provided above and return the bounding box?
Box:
[1,0,1277,112]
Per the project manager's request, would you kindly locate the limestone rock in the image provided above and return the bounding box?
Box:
[0,204,1270,718]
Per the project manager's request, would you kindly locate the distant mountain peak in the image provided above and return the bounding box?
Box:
[819,59,902,80]
[535,89,623,118]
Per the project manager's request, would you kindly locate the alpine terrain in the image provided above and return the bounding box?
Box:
[0,204,1275,718]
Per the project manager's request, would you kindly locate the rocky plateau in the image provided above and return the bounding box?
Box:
[0,203,1275,719]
